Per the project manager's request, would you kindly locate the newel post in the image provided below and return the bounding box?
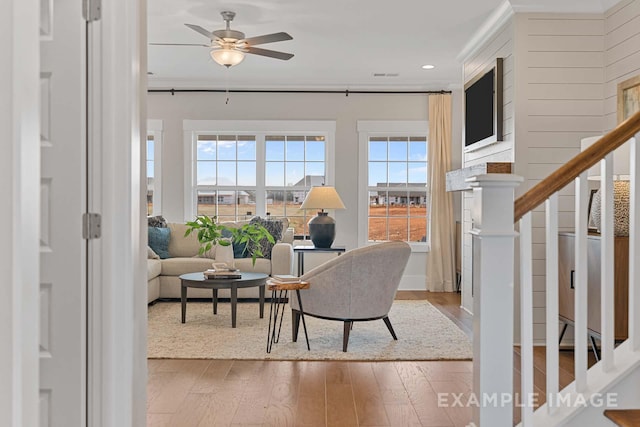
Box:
[467,174,523,426]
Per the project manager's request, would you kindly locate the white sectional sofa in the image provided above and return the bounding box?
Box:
[147,220,294,303]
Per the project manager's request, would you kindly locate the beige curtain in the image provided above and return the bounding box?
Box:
[426,94,455,292]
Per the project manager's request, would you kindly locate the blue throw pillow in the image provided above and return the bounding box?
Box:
[233,240,248,258]
[148,227,171,259]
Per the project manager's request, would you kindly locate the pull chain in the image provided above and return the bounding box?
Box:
[225,66,230,104]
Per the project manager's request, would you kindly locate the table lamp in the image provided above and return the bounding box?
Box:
[581,136,632,236]
[300,185,345,248]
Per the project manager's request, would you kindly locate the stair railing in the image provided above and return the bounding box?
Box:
[469,109,640,426]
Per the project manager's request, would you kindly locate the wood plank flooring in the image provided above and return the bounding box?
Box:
[147,292,473,427]
[148,292,602,426]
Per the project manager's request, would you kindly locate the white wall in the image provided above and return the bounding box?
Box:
[460,0,640,338]
[147,91,459,290]
[461,18,515,312]
[514,13,605,343]
[604,0,640,131]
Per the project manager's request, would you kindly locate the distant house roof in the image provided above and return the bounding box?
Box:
[371,183,427,198]
[292,175,325,187]
[197,190,250,197]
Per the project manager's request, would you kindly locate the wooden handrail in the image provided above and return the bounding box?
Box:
[514,110,640,222]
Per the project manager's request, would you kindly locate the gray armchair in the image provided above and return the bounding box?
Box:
[290,241,411,351]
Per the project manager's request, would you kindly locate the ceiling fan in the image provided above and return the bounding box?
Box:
[150,11,294,68]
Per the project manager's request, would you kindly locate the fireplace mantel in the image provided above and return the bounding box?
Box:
[445,162,512,192]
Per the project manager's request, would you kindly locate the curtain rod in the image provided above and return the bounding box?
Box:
[148,88,452,96]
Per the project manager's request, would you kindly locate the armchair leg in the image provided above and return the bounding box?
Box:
[343,321,352,352]
[292,309,301,342]
[383,316,398,340]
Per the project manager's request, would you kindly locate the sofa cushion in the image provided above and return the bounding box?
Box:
[148,227,171,259]
[147,259,162,280]
[233,258,271,275]
[167,223,202,258]
[147,246,160,259]
[161,257,215,277]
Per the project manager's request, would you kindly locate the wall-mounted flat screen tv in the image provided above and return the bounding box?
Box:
[464,57,503,152]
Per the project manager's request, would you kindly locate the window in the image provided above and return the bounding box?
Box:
[146,135,154,215]
[358,121,429,250]
[264,135,326,235]
[184,120,336,236]
[147,120,163,216]
[194,134,257,222]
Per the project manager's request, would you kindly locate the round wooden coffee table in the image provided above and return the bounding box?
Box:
[179,272,268,328]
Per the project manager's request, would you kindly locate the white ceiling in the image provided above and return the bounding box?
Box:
[147,0,620,90]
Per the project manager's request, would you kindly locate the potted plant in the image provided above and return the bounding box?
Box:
[184,215,275,266]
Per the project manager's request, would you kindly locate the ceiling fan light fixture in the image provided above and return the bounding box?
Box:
[211,48,245,67]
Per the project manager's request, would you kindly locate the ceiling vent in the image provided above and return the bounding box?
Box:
[373,73,399,77]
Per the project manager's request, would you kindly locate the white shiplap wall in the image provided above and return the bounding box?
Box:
[605,0,640,130]
[461,19,515,312]
[460,1,640,340]
[516,13,605,343]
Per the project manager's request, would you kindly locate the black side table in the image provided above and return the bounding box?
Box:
[293,245,346,276]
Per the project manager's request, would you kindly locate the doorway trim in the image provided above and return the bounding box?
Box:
[0,0,40,426]
[87,0,147,425]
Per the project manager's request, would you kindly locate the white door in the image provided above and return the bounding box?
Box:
[39,0,87,425]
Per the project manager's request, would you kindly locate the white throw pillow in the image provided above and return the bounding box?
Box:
[147,246,160,259]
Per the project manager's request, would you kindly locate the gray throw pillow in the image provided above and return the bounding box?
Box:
[249,217,283,260]
[147,215,167,228]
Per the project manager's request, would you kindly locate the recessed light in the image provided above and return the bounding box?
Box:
[421,65,435,70]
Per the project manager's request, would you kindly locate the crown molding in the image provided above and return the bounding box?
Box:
[457,0,514,63]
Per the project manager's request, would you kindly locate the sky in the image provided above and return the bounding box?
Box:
[158,136,428,189]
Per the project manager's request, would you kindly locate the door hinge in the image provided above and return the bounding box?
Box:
[83,0,101,22]
[83,213,102,240]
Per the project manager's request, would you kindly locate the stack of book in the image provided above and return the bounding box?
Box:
[269,274,302,285]
[204,269,241,279]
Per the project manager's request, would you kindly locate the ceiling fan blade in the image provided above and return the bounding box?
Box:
[184,23,216,40]
[149,42,210,47]
[240,32,293,46]
[245,46,294,60]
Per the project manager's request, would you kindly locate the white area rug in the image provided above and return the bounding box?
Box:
[147,300,472,361]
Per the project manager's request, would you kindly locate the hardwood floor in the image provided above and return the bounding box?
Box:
[147,291,608,426]
[147,292,474,427]
[147,359,473,427]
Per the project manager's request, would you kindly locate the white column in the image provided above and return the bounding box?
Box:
[468,174,523,426]
[91,0,146,426]
[0,1,40,427]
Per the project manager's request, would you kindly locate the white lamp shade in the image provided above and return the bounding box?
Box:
[300,186,345,210]
[210,49,245,67]
[581,136,632,180]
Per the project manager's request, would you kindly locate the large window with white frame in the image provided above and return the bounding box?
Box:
[147,120,163,216]
[357,121,429,250]
[184,120,336,236]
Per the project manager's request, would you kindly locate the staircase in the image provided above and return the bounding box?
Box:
[468,110,640,426]
[605,410,640,426]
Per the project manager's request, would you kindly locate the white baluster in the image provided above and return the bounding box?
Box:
[601,153,614,371]
[575,172,589,391]
[545,194,559,412]
[520,212,534,425]
[468,174,523,427]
